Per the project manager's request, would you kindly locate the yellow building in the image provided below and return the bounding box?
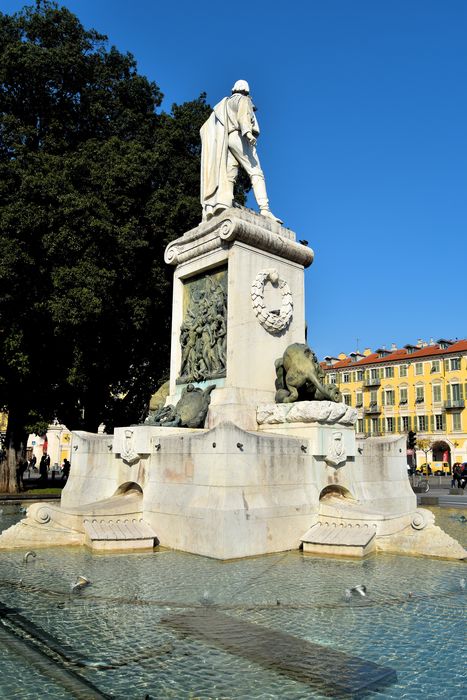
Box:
[322,338,467,469]
[0,415,71,468]
[0,412,7,439]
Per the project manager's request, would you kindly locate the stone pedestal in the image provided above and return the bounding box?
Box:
[1,210,465,562]
[164,208,313,429]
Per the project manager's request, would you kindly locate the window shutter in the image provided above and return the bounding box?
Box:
[429,415,434,431]
[382,392,385,406]
[444,359,449,372]
[459,384,464,399]
[441,414,445,430]
[447,385,451,401]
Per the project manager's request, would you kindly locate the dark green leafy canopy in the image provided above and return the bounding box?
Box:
[0,0,244,449]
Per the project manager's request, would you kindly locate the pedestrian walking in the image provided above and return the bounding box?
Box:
[61,458,70,483]
[39,453,50,486]
[452,463,463,488]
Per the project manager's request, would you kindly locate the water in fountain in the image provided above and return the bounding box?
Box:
[0,504,465,699]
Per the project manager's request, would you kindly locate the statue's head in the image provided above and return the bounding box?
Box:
[231,79,250,95]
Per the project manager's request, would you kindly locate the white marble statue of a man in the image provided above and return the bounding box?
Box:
[200,80,281,223]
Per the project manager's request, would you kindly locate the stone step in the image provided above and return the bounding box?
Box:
[83,518,157,551]
[301,522,376,557]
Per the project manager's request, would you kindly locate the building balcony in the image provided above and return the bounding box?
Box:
[363,378,381,388]
[364,404,381,415]
[444,399,465,410]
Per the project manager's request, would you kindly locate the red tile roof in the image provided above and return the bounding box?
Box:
[322,339,467,370]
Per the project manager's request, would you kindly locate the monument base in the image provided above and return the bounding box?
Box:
[1,402,465,561]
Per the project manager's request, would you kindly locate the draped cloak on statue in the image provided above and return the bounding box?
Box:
[200,94,260,216]
[200,97,231,214]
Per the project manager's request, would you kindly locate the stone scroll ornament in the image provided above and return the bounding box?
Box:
[251,269,293,334]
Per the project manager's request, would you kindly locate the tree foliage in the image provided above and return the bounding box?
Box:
[0,1,247,490]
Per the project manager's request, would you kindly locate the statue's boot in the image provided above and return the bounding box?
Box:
[213,203,229,216]
[260,207,283,224]
[203,202,230,221]
[251,174,283,224]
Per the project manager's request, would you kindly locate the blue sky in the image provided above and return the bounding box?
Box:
[3,0,467,358]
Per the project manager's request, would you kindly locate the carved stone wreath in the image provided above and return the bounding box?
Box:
[251,268,293,334]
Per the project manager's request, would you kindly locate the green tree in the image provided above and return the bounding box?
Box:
[0,1,247,491]
[416,438,432,474]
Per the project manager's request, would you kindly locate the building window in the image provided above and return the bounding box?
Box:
[357,370,364,381]
[431,360,440,373]
[329,373,336,384]
[355,392,363,407]
[452,413,461,431]
[343,372,350,383]
[370,389,378,404]
[399,387,408,404]
[357,419,364,433]
[385,366,394,378]
[386,417,394,433]
[399,365,408,377]
[435,414,444,431]
[432,384,442,403]
[451,383,462,401]
[415,362,423,375]
[343,394,352,406]
[418,415,427,431]
[416,386,424,403]
[370,368,379,379]
[384,390,395,406]
[402,416,409,431]
[371,418,378,434]
[450,358,461,371]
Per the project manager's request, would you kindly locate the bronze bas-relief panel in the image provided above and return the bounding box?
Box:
[178,267,227,383]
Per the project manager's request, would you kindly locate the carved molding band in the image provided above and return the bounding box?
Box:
[251,269,293,335]
[257,401,358,426]
[164,209,314,268]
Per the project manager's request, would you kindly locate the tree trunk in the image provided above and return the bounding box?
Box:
[0,444,19,494]
[0,408,26,494]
